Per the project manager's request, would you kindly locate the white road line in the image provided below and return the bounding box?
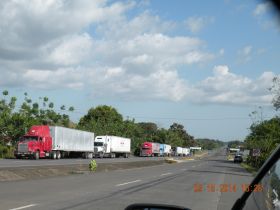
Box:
[9,204,37,210]
[160,172,172,176]
[116,179,141,186]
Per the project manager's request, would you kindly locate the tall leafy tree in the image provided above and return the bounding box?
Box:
[78,105,123,135]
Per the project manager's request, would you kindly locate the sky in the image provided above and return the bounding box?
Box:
[0,0,279,141]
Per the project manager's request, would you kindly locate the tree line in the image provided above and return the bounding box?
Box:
[0,90,224,157]
[244,77,280,169]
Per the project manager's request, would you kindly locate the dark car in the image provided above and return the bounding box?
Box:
[234,154,243,163]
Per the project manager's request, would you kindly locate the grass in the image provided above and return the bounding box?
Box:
[240,162,258,175]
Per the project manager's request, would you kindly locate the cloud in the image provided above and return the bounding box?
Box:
[237,45,253,62]
[194,65,275,105]
[0,1,276,106]
[184,16,214,33]
[253,2,272,16]
[47,33,93,65]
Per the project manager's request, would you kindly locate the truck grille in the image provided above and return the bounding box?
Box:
[18,143,28,153]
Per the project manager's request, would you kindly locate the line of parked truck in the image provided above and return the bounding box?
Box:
[139,141,191,157]
[14,125,198,160]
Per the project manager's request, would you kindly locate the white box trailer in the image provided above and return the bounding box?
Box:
[94,136,131,158]
[50,126,95,159]
[172,146,183,156]
[182,148,190,156]
[163,144,171,156]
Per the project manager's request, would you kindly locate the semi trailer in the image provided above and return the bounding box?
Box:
[15,125,95,159]
[94,136,131,158]
[140,142,160,157]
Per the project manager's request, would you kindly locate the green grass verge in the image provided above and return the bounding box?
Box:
[240,162,258,175]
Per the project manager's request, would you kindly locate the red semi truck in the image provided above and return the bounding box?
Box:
[15,125,95,160]
[140,142,160,157]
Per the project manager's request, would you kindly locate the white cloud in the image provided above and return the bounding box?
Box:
[0,0,276,106]
[238,45,253,62]
[185,16,214,33]
[194,65,275,105]
[253,2,272,16]
[48,33,93,65]
[22,68,84,89]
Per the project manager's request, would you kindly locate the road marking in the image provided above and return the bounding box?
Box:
[160,172,172,176]
[116,180,141,186]
[9,204,37,210]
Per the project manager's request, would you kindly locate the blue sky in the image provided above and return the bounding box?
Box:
[0,0,279,141]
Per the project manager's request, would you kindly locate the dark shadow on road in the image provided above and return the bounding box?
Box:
[213,165,252,175]
[187,169,253,177]
[203,159,233,164]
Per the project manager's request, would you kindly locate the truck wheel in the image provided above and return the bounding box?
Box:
[99,153,104,158]
[124,153,128,158]
[87,153,93,159]
[110,153,115,158]
[56,151,61,159]
[51,151,57,159]
[34,151,40,160]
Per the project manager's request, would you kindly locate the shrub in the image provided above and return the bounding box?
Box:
[89,159,97,172]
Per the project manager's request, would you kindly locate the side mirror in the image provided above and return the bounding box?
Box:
[124,203,190,210]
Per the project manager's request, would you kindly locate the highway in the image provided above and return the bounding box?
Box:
[0,156,165,168]
[0,150,253,210]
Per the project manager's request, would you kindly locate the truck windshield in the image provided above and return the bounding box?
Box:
[22,136,38,142]
[94,142,103,146]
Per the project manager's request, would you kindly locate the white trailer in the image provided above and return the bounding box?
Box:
[182,148,190,157]
[94,136,131,158]
[163,144,171,156]
[172,146,183,156]
[176,147,183,156]
[50,126,95,159]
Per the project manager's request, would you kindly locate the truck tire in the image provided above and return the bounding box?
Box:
[56,151,61,159]
[124,153,129,158]
[51,151,57,159]
[34,151,40,160]
[87,153,93,159]
[110,153,115,158]
[99,153,104,158]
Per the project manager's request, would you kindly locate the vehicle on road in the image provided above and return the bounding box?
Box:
[140,142,160,157]
[159,144,171,157]
[182,148,190,157]
[15,125,95,160]
[94,136,131,158]
[172,147,183,156]
[233,153,243,163]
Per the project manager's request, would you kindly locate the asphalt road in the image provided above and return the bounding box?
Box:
[0,150,254,210]
[0,156,165,168]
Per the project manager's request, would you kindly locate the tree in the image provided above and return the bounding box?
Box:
[137,122,158,141]
[196,138,224,150]
[78,105,123,135]
[168,123,196,147]
[270,76,280,110]
[245,117,280,168]
[0,92,73,144]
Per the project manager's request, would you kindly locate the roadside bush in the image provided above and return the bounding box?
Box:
[0,144,15,159]
[89,160,97,172]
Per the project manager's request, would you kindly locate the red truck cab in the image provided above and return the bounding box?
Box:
[16,125,52,159]
[140,142,153,157]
